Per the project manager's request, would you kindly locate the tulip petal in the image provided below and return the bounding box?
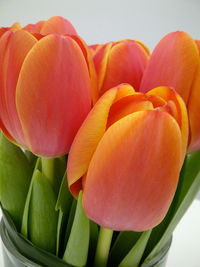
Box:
[16,34,91,157]
[10,23,22,31]
[83,110,182,231]
[0,121,15,143]
[40,16,77,35]
[93,43,113,91]
[70,35,99,104]
[135,40,150,56]
[0,30,37,145]
[100,40,149,95]
[67,84,135,196]
[67,88,118,197]
[23,21,45,33]
[146,94,166,107]
[140,31,199,103]
[147,86,188,155]
[188,41,200,152]
[114,83,135,102]
[107,93,154,127]
[0,28,9,38]
[89,44,103,56]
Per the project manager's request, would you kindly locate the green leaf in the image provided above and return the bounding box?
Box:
[21,158,41,237]
[119,230,152,267]
[1,206,73,267]
[63,191,90,267]
[55,157,67,195]
[24,150,38,170]
[53,157,67,196]
[108,231,142,266]
[142,150,200,265]
[63,198,77,248]
[87,221,99,265]
[41,156,66,196]
[55,172,73,256]
[28,169,58,254]
[0,133,32,230]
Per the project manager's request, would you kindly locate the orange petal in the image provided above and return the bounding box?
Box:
[0,121,15,143]
[135,40,150,56]
[99,40,149,95]
[187,41,200,152]
[83,110,182,231]
[16,34,91,157]
[70,35,99,104]
[67,87,118,197]
[0,30,37,145]
[89,44,103,56]
[23,21,45,33]
[140,31,199,103]
[93,42,113,92]
[147,86,188,156]
[40,16,77,35]
[113,83,135,102]
[107,93,154,127]
[10,22,22,31]
[146,94,167,107]
[0,28,9,38]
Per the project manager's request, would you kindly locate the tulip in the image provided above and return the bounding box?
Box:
[23,16,77,35]
[140,31,200,152]
[0,22,21,38]
[0,17,97,157]
[67,84,188,231]
[93,40,149,96]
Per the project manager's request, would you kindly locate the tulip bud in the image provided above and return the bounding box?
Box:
[0,22,21,38]
[93,40,149,96]
[140,31,200,152]
[23,16,77,35]
[0,17,96,157]
[67,84,188,231]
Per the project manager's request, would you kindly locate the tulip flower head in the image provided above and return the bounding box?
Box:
[23,16,77,35]
[93,40,149,96]
[140,31,200,152]
[67,84,188,231]
[0,16,97,157]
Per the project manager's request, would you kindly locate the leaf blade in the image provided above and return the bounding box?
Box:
[63,191,90,267]
[0,133,32,230]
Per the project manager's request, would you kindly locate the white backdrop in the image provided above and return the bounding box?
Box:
[0,0,200,266]
[0,0,199,50]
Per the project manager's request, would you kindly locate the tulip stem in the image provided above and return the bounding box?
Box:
[41,157,55,185]
[94,227,113,267]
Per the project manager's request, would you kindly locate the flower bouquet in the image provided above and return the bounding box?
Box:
[0,16,200,267]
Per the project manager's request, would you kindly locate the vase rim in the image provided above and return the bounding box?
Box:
[0,220,42,267]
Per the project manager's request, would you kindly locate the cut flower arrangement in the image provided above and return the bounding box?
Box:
[0,16,200,267]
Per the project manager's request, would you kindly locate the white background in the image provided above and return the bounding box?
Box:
[0,0,199,49]
[0,0,200,266]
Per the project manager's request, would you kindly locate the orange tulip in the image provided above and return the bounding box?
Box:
[23,16,77,35]
[0,22,21,38]
[67,84,188,231]
[0,17,97,157]
[140,31,200,152]
[93,40,149,96]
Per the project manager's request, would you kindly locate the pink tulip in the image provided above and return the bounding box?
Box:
[92,40,149,96]
[140,31,200,152]
[0,17,97,157]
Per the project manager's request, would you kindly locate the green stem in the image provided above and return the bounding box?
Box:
[41,157,55,185]
[94,227,113,267]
